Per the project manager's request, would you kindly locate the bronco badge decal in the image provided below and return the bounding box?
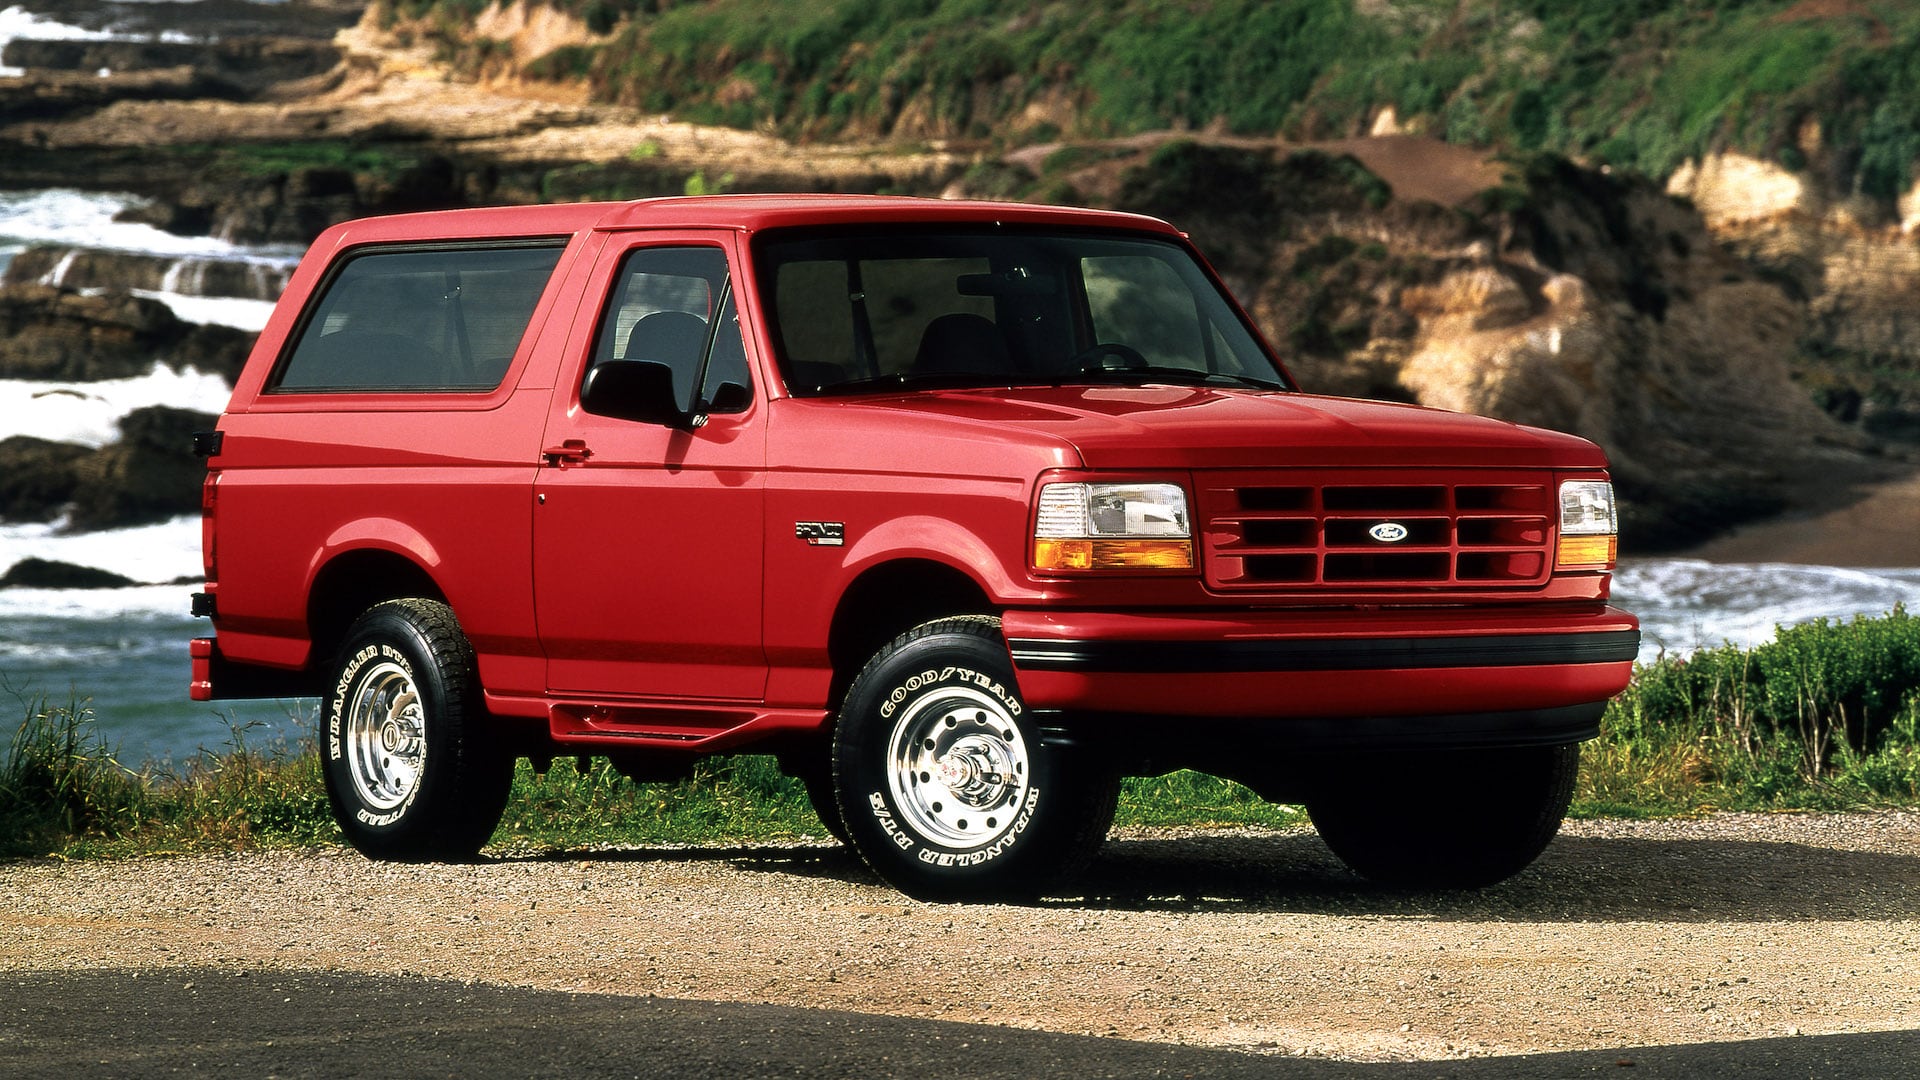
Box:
[796,521,845,546]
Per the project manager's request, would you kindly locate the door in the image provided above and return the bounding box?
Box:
[532,234,768,700]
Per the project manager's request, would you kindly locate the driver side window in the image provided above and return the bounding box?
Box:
[591,246,752,415]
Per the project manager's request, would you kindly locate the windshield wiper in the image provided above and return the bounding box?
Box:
[1059,366,1287,391]
[810,371,1015,395]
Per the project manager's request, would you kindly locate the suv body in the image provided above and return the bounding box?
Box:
[190,195,1638,899]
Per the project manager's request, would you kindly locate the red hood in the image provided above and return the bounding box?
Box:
[841,386,1608,471]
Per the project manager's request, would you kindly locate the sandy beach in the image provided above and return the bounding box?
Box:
[1680,464,1920,568]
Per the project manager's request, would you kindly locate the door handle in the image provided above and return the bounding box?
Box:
[541,439,592,467]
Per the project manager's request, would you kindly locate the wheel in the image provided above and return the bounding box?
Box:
[321,598,513,861]
[1306,743,1580,888]
[1069,342,1149,372]
[832,616,1117,901]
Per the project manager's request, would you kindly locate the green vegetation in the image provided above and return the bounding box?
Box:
[6,610,1917,860]
[169,140,420,183]
[1580,606,1920,815]
[394,0,1920,194]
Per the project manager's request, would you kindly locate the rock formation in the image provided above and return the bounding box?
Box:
[1099,143,1863,549]
[0,285,254,383]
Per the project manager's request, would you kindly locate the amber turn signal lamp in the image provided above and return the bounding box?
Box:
[1034,538,1195,571]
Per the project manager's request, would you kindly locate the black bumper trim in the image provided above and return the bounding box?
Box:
[1031,702,1606,754]
[1008,629,1641,673]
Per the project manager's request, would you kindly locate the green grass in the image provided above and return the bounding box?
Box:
[5,609,1917,860]
[390,0,1920,196]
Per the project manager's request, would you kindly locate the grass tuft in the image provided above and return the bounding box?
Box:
[0,689,144,858]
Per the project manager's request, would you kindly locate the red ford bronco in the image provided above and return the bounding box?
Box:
[190,194,1638,900]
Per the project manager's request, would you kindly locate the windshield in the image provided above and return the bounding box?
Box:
[754,228,1290,395]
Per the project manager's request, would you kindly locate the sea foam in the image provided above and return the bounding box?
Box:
[0,364,235,447]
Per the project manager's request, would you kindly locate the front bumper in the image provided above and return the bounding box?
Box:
[1002,605,1639,724]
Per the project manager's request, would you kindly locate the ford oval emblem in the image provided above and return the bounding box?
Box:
[1368,522,1410,543]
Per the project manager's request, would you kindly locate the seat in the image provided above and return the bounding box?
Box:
[911,312,1010,376]
[623,309,709,370]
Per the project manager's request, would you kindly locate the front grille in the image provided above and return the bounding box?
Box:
[1200,471,1552,590]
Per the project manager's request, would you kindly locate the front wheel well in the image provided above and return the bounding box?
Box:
[825,559,994,709]
[307,550,447,671]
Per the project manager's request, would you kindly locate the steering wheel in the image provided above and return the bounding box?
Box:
[1069,342,1149,372]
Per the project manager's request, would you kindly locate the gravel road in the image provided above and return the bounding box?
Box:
[3,813,1917,1064]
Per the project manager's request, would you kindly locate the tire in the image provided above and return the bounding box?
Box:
[321,599,513,861]
[1306,742,1580,889]
[832,616,1117,902]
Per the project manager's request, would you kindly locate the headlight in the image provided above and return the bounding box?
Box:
[1033,481,1194,571]
[1556,480,1617,570]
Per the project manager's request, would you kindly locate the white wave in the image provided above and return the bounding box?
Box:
[0,516,202,589]
[0,635,179,663]
[132,289,276,331]
[0,581,197,619]
[1612,558,1920,662]
[0,189,295,259]
[0,364,233,447]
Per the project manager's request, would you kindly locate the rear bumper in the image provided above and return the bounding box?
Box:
[190,637,317,701]
[1002,605,1639,725]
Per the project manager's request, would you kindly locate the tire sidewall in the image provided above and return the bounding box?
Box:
[322,605,458,852]
[834,623,1059,899]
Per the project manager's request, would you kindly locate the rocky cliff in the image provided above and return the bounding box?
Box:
[1669,151,1920,443]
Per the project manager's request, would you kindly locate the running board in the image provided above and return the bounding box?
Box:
[547,702,828,753]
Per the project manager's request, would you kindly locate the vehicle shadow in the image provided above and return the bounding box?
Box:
[499,825,1920,922]
[1060,829,1920,921]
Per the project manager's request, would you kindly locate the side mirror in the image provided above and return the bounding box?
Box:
[708,380,752,413]
[581,360,684,426]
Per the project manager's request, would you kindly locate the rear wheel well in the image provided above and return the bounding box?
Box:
[825,560,994,710]
[307,551,447,672]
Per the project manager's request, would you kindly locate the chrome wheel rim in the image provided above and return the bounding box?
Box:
[345,660,427,811]
[885,685,1030,850]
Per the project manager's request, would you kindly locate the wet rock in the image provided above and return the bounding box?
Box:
[66,406,219,532]
[7,0,366,42]
[0,436,91,523]
[0,284,255,383]
[0,557,138,590]
[0,66,234,123]
[3,246,291,302]
[0,37,341,99]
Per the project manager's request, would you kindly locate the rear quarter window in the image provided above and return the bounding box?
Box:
[271,242,565,393]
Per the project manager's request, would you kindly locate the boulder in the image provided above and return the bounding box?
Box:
[0,557,138,590]
[0,436,91,522]
[65,406,219,532]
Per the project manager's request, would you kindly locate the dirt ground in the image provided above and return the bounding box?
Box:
[3,812,1916,1063]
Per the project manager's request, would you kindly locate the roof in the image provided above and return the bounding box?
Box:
[311,194,1183,247]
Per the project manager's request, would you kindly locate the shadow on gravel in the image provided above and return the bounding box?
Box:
[488,828,1919,923]
[1062,832,1920,922]
[2,967,1914,1080]
[491,842,881,881]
